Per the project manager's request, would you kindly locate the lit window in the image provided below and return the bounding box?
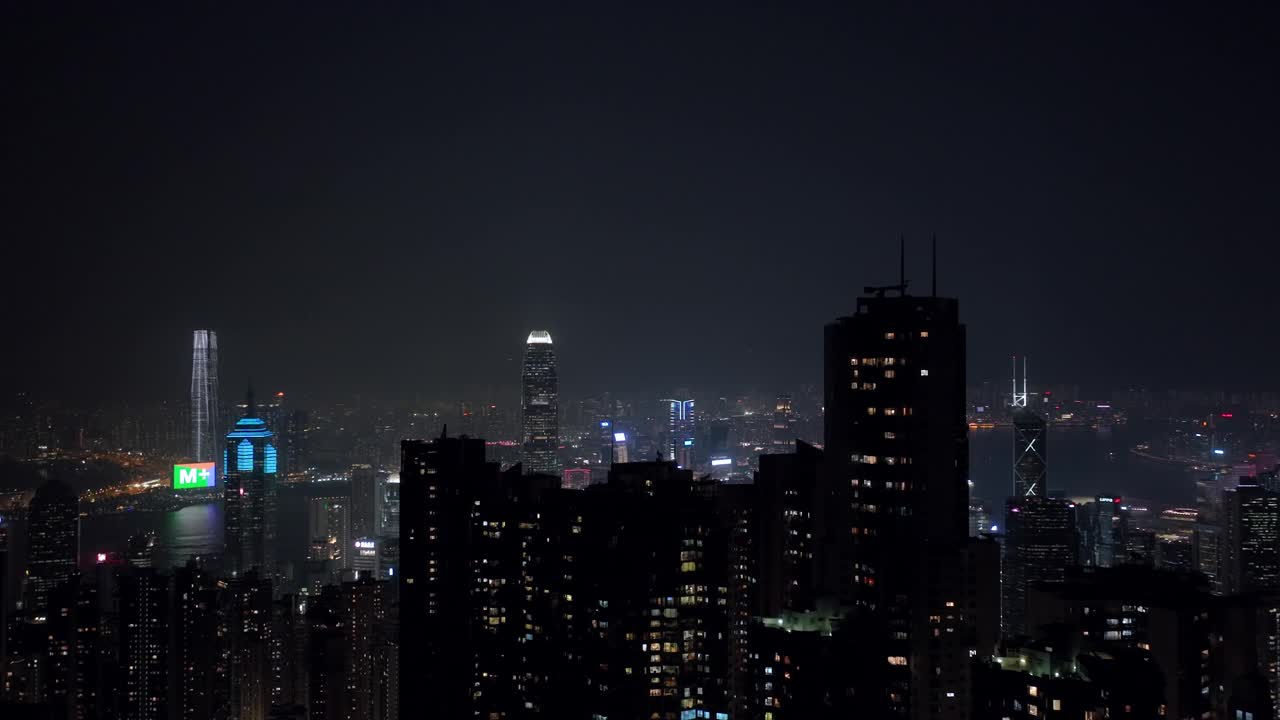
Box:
[1053,700,1061,711]
[883,357,896,366]
[920,331,929,338]
[884,432,896,439]
[887,656,907,666]
[850,358,859,366]
[885,370,896,379]
[884,332,895,340]
[884,408,897,416]
[1029,705,1039,717]
[920,369,929,377]
[1028,686,1038,697]
[867,407,878,416]
[863,456,878,465]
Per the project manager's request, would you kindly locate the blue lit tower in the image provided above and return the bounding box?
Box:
[191,330,220,463]
[662,398,695,468]
[521,331,559,474]
[223,389,279,577]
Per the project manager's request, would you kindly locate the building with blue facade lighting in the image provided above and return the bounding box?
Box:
[223,391,279,577]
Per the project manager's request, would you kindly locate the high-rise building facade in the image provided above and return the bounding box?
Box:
[1002,496,1078,638]
[1222,483,1280,595]
[1012,408,1047,497]
[190,329,220,463]
[520,331,559,474]
[824,289,971,719]
[223,395,279,577]
[663,398,695,468]
[26,476,80,619]
[119,568,169,720]
[401,435,499,718]
[350,465,377,540]
[307,497,351,566]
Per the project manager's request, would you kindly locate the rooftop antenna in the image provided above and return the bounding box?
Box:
[1011,356,1028,408]
[899,235,905,291]
[864,237,911,298]
[246,380,256,416]
[931,234,937,297]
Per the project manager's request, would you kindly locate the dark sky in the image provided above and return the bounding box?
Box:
[4,3,1278,405]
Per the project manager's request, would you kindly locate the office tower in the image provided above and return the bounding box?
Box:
[222,393,279,577]
[190,329,220,463]
[172,562,222,720]
[771,394,796,447]
[284,409,309,476]
[755,440,826,615]
[349,465,377,540]
[401,434,500,718]
[969,502,991,537]
[307,497,351,565]
[823,285,971,718]
[1222,483,1280,595]
[520,330,560,474]
[351,538,380,578]
[1010,356,1047,497]
[1002,496,1078,639]
[377,474,399,537]
[25,476,80,618]
[1079,496,1128,567]
[661,397,696,468]
[226,571,272,720]
[118,568,169,720]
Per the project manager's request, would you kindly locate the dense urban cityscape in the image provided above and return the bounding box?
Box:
[6,3,1280,720]
[6,281,1280,718]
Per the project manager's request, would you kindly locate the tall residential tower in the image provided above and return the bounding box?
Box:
[521,331,559,474]
[824,276,984,720]
[190,330,220,463]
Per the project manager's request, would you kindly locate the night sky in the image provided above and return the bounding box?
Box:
[4,3,1278,404]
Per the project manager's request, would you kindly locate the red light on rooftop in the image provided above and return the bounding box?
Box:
[1221,412,1233,418]
[276,391,285,397]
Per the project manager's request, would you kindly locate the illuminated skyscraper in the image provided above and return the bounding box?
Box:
[521,330,559,474]
[1011,357,1047,497]
[663,398,695,468]
[223,391,279,577]
[190,330,220,463]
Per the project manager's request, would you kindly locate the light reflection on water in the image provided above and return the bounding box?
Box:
[80,502,223,570]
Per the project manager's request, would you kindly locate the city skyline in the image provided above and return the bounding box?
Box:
[5,4,1280,720]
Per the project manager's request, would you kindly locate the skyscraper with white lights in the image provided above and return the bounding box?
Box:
[521,331,559,474]
[190,330,219,462]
